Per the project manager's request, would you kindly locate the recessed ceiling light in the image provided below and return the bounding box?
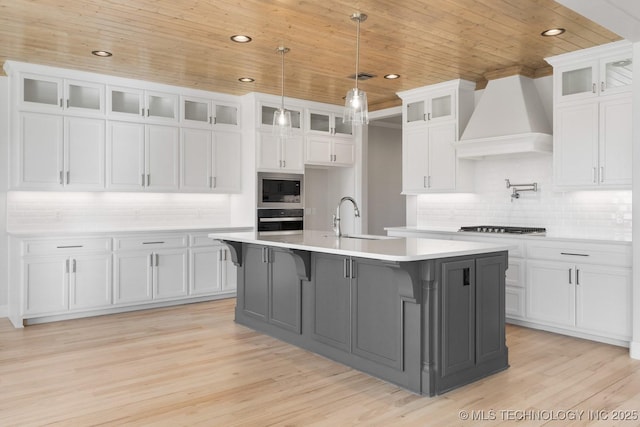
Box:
[238,77,255,82]
[541,28,565,37]
[231,35,252,43]
[384,74,400,79]
[91,50,112,57]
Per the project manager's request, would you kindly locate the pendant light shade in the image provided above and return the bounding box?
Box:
[273,46,292,138]
[343,12,369,126]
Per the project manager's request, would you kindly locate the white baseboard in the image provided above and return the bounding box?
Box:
[630,341,640,360]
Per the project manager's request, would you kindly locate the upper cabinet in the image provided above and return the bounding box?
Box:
[305,108,355,167]
[19,74,105,116]
[181,95,240,129]
[108,86,178,123]
[259,103,302,132]
[397,79,475,194]
[546,40,633,190]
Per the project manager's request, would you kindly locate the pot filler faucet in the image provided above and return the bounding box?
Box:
[333,196,360,237]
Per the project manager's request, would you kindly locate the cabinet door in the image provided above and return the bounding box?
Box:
[114,252,153,304]
[308,111,331,134]
[333,116,353,137]
[403,127,429,193]
[281,136,304,172]
[556,62,598,102]
[69,254,112,310]
[214,103,239,127]
[332,138,355,166]
[145,91,179,122]
[599,95,632,187]
[526,260,575,327]
[64,80,105,115]
[242,245,269,320]
[261,105,302,130]
[146,125,180,191]
[576,265,631,339]
[107,121,145,189]
[19,112,64,188]
[182,96,211,127]
[311,253,351,351]
[20,75,63,112]
[405,100,426,125]
[213,130,242,192]
[189,247,223,295]
[23,258,68,315]
[64,117,105,189]
[440,258,475,378]
[600,55,633,95]
[475,254,506,364]
[428,123,456,190]
[108,86,144,119]
[428,90,455,123]
[154,249,188,299]
[305,136,332,165]
[256,132,282,171]
[269,248,301,333]
[181,128,212,191]
[554,102,599,188]
[221,249,237,291]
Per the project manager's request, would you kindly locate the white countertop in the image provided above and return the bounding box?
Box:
[8,225,254,237]
[208,230,512,262]
[385,226,632,245]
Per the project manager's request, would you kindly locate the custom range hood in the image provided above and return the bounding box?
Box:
[454,74,552,159]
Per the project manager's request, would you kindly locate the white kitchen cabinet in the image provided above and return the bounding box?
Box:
[398,80,475,194]
[306,109,352,137]
[257,131,304,173]
[402,123,457,192]
[181,95,239,128]
[113,236,188,304]
[404,87,456,127]
[19,74,105,116]
[23,257,69,315]
[69,254,113,310]
[107,121,179,191]
[260,104,302,131]
[189,245,236,295]
[108,86,179,123]
[553,93,631,189]
[18,113,105,189]
[305,135,354,167]
[180,128,241,192]
[526,241,632,341]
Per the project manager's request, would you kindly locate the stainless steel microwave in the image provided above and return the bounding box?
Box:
[257,172,304,209]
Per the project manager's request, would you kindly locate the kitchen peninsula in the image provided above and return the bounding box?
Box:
[208,230,512,395]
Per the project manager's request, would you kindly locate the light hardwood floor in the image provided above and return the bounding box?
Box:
[1,299,639,426]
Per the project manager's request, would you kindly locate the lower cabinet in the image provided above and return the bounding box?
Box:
[241,244,301,333]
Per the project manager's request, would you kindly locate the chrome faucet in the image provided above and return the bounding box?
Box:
[333,196,360,237]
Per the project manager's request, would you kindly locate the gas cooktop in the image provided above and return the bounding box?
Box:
[459,226,546,235]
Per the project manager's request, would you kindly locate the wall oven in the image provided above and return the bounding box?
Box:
[257,208,304,235]
[257,172,303,209]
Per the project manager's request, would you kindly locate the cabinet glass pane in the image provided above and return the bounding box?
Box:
[406,101,424,122]
[111,90,141,114]
[605,58,633,90]
[184,100,209,122]
[562,67,593,96]
[310,113,330,132]
[334,116,352,135]
[68,84,101,110]
[431,95,452,118]
[261,106,300,128]
[215,105,238,125]
[148,95,175,118]
[24,78,58,105]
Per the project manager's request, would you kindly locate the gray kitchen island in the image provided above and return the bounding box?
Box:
[208,230,511,396]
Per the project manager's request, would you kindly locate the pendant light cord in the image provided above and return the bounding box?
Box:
[355,16,360,91]
[281,48,285,109]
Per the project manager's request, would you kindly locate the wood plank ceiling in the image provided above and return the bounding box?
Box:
[0,0,621,110]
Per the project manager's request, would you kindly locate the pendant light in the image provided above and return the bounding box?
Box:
[343,12,369,126]
[273,46,292,138]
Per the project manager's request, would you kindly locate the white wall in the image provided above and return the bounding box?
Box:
[304,166,357,234]
[631,41,640,359]
[367,124,404,234]
[0,77,8,315]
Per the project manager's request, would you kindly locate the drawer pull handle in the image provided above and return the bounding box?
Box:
[57,245,83,249]
[142,241,165,245]
[560,252,589,257]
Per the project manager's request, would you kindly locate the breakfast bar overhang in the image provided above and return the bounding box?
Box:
[209,230,511,396]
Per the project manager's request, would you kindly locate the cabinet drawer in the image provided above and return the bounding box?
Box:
[114,234,188,251]
[189,233,219,247]
[526,241,631,267]
[23,237,112,256]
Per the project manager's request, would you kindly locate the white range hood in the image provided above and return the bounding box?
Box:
[454,74,552,159]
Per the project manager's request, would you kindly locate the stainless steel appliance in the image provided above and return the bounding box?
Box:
[258,209,304,235]
[257,172,303,209]
[458,225,546,235]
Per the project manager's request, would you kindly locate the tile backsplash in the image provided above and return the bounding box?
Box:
[7,191,233,233]
[416,156,632,240]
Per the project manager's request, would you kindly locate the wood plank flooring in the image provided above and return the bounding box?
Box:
[1,299,639,426]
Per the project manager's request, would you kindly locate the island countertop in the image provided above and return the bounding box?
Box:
[208,229,512,262]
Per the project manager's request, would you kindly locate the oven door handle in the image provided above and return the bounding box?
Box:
[259,217,303,222]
